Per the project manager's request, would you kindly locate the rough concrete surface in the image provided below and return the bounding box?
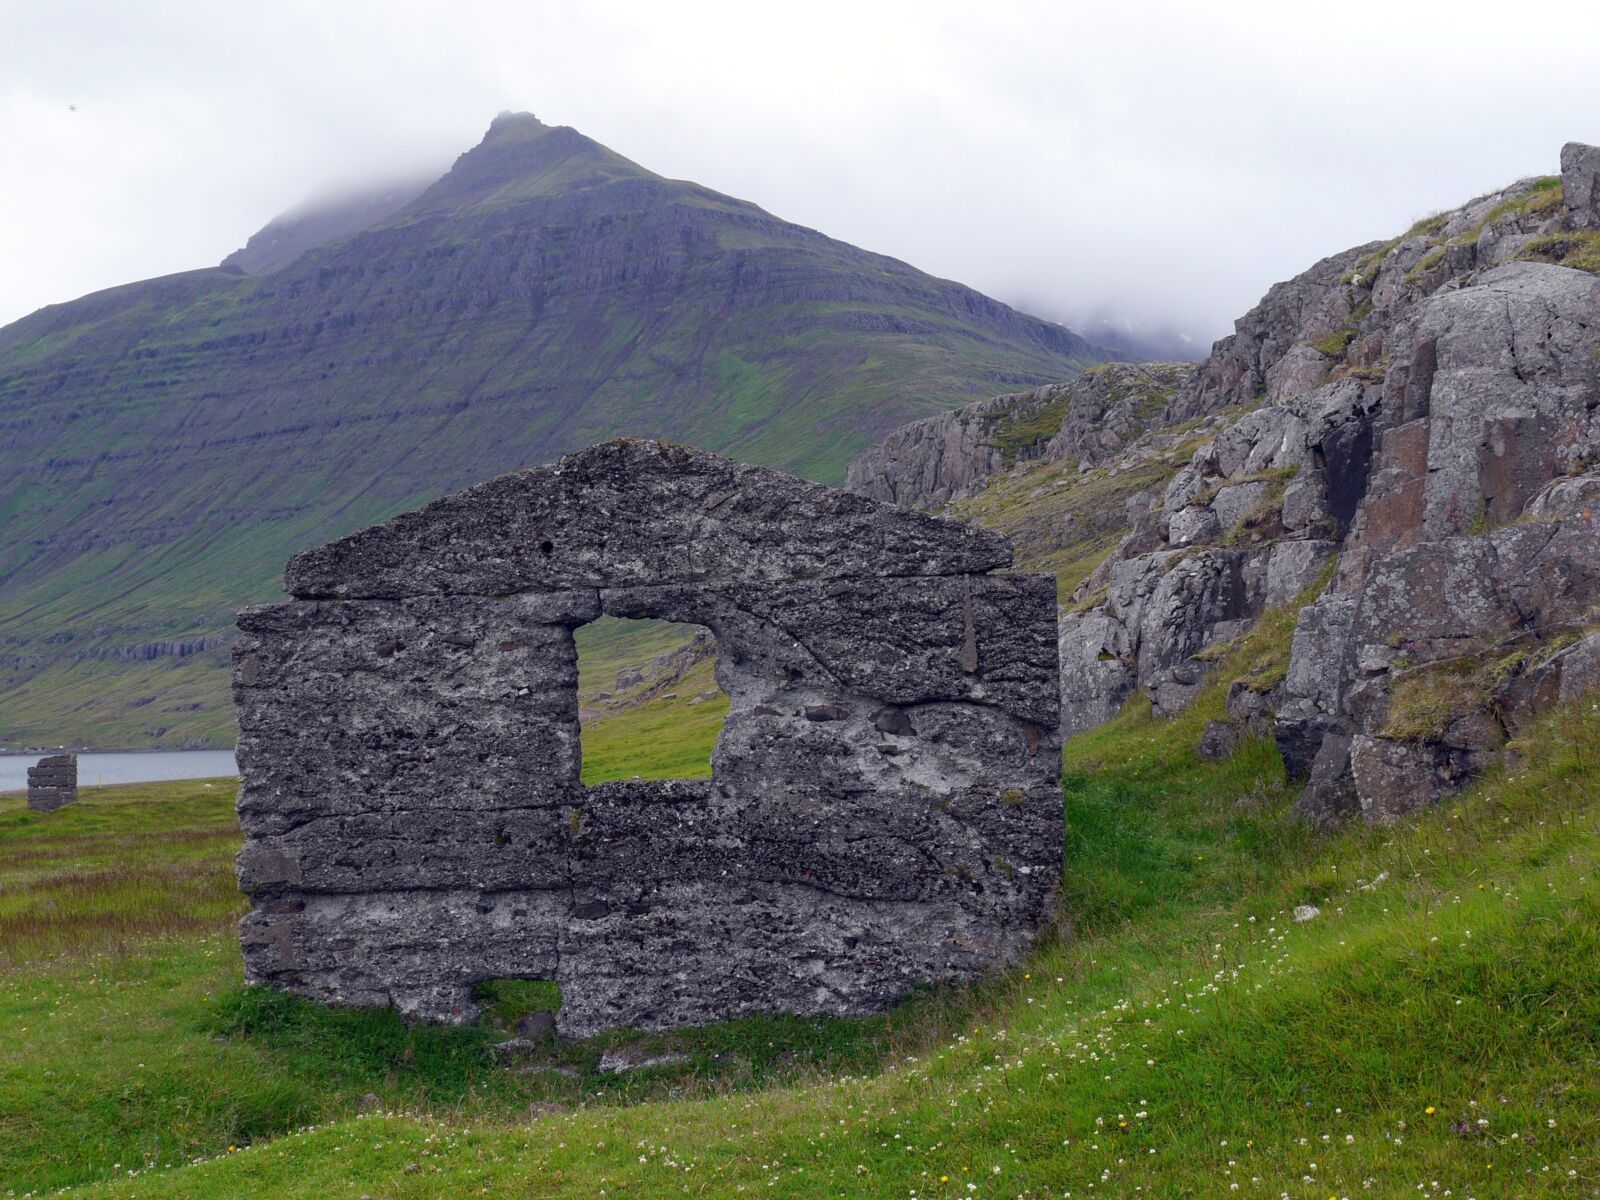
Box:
[235,439,1062,1036]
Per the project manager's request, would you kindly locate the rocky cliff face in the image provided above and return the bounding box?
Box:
[854,142,1600,823]
[844,363,1195,510]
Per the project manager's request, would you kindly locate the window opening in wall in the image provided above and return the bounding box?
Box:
[575,616,727,784]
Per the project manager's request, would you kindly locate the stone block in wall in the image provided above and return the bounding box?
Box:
[234,593,595,837]
[26,753,77,812]
[284,440,1013,599]
[599,574,1060,728]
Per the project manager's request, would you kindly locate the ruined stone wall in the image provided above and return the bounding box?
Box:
[27,753,76,812]
[234,440,1062,1037]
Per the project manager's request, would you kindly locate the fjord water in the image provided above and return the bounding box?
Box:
[0,750,237,794]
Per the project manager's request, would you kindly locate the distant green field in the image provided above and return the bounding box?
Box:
[2,602,1598,1196]
[575,615,727,783]
[580,654,728,783]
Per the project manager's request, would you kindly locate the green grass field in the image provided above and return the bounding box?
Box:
[575,617,727,784]
[3,605,1598,1197]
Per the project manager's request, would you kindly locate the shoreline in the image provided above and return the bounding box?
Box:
[0,749,239,796]
[0,774,238,797]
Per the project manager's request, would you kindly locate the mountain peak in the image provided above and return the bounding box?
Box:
[221,112,599,271]
[485,109,549,137]
[402,112,658,217]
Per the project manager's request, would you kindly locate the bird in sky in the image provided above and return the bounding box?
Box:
[68,104,77,112]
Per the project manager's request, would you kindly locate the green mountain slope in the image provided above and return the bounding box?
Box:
[0,113,1099,749]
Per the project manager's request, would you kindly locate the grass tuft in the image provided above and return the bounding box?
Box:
[1519,229,1600,276]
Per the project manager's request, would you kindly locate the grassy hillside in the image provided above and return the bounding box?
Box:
[0,113,1098,752]
[575,616,728,784]
[3,594,1597,1197]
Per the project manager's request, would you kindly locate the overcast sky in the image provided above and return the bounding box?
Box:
[5,0,1600,344]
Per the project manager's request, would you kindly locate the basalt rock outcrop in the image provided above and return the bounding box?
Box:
[844,363,1195,511]
[1089,147,1600,819]
[234,440,1062,1036]
[855,142,1600,823]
